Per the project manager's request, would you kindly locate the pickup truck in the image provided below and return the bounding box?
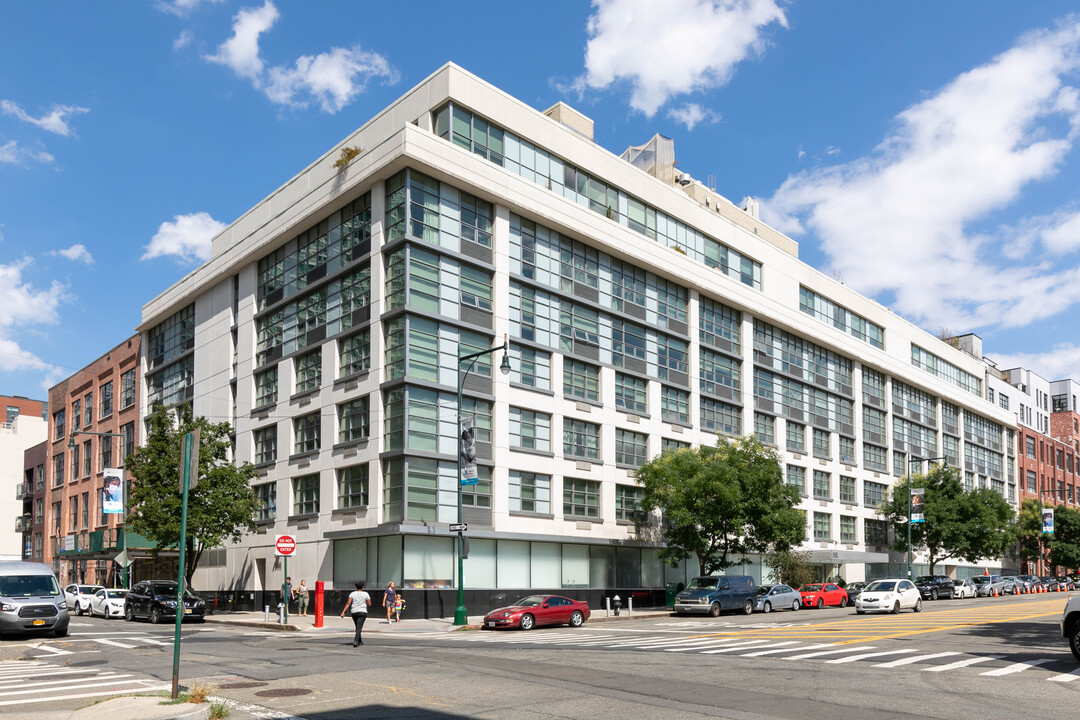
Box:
[1062,594,1080,661]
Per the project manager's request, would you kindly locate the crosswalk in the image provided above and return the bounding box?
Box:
[438,627,1080,682]
[0,660,169,708]
[12,629,216,658]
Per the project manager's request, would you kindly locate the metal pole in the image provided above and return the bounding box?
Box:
[283,555,288,625]
[171,431,193,700]
[907,458,913,582]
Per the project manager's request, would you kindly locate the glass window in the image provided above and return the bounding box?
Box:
[255,482,276,522]
[865,519,888,545]
[563,359,600,402]
[813,512,831,541]
[460,265,493,312]
[293,474,319,516]
[339,329,370,377]
[508,471,550,514]
[786,465,805,494]
[615,373,647,414]
[509,344,550,391]
[839,476,857,504]
[254,425,277,465]
[840,516,857,543]
[293,413,321,455]
[615,484,646,522]
[700,397,741,436]
[255,367,278,407]
[72,400,80,431]
[839,436,856,465]
[615,429,648,468]
[99,381,113,419]
[509,408,550,452]
[338,397,369,443]
[563,418,600,461]
[295,349,322,394]
[863,481,887,507]
[564,478,600,519]
[813,470,831,500]
[662,438,690,453]
[813,429,830,458]
[754,413,775,446]
[787,422,806,453]
[121,369,136,408]
[660,386,689,424]
[337,465,368,509]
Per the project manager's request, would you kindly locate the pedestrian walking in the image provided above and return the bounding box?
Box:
[296,580,309,617]
[281,576,293,613]
[340,581,371,646]
[383,581,397,623]
[393,591,404,623]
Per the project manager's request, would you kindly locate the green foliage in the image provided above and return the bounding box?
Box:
[1017,498,1044,571]
[880,465,1017,574]
[126,407,260,586]
[1049,505,1080,571]
[635,435,804,575]
[332,145,363,170]
[764,547,815,589]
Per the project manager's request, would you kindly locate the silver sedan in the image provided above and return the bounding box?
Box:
[754,584,802,613]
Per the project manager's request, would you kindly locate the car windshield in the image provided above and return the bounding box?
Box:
[150,583,198,599]
[106,590,128,598]
[513,596,546,607]
[756,586,772,596]
[847,583,865,591]
[865,581,896,592]
[78,585,99,594]
[685,577,718,590]
[970,576,990,585]
[0,574,60,597]
[798,584,823,592]
[914,576,933,583]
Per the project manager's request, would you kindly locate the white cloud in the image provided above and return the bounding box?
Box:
[763,20,1080,333]
[987,344,1080,386]
[0,140,54,165]
[1,100,89,137]
[205,0,279,81]
[577,0,787,116]
[666,103,720,130]
[157,0,225,17]
[0,258,66,375]
[174,29,194,50]
[49,244,94,264]
[264,46,398,113]
[141,212,226,263]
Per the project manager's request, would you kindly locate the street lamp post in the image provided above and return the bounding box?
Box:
[906,455,947,581]
[69,430,128,587]
[454,334,511,627]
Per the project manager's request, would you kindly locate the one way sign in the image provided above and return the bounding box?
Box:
[449,523,468,532]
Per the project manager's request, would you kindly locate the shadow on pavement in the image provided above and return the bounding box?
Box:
[278,704,477,720]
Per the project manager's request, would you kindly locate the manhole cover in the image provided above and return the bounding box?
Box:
[218,681,268,689]
[255,688,312,698]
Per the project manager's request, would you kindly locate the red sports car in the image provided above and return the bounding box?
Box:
[482,595,591,630]
[798,583,849,609]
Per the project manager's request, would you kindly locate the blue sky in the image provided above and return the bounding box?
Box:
[4,0,1080,398]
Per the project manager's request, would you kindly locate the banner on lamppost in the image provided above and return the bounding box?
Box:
[102,468,123,514]
[460,417,478,486]
[910,488,926,523]
[1042,507,1055,535]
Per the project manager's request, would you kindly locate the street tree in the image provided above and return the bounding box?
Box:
[126,406,260,586]
[635,435,804,575]
[1049,505,1080,572]
[1017,498,1045,573]
[764,548,815,589]
[880,465,1016,574]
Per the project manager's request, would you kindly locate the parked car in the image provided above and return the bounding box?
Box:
[754,584,801,613]
[1000,576,1022,595]
[64,584,104,616]
[798,583,849,609]
[674,575,757,617]
[1057,577,1076,591]
[914,575,955,600]
[89,588,129,619]
[855,579,922,614]
[0,561,69,637]
[845,581,870,603]
[1013,575,1038,593]
[953,578,978,599]
[482,595,590,630]
[124,580,205,623]
[1040,577,1062,592]
[970,574,1005,597]
[1061,593,1080,661]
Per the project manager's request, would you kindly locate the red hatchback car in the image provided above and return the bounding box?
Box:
[798,583,849,609]
[483,595,591,630]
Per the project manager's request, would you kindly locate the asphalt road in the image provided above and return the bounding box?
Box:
[2,593,1078,719]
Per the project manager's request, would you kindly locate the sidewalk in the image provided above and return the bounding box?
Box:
[202,606,673,633]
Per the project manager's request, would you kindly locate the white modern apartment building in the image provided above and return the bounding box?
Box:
[139,64,1017,611]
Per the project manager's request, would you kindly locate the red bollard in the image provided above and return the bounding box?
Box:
[314,581,324,628]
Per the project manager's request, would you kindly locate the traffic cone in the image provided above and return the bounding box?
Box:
[984,568,989,576]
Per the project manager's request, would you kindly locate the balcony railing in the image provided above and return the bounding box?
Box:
[15,515,31,532]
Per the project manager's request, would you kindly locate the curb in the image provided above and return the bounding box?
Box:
[202,618,300,631]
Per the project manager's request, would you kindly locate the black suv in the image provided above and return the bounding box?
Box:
[124,580,205,624]
[914,575,955,600]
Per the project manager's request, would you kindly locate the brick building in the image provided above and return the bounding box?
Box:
[20,440,46,561]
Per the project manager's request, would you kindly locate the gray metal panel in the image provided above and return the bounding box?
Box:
[462,506,492,527]
[350,305,371,326]
[574,283,599,303]
[576,343,600,361]
[755,398,774,412]
[476,441,493,461]
[625,302,647,320]
[463,373,492,395]
[623,357,647,374]
[460,242,492,264]
[666,319,688,337]
[460,306,493,329]
[666,370,689,388]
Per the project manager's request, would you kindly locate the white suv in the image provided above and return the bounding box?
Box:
[1061,594,1080,661]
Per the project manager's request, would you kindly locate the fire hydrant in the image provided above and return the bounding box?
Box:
[613,594,622,616]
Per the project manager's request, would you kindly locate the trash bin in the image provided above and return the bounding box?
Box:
[665,582,685,608]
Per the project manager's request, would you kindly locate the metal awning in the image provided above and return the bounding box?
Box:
[804,548,890,564]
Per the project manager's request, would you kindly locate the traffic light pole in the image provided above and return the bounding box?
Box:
[454,337,510,627]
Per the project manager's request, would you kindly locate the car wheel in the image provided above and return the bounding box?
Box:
[53,626,68,638]
[856,610,865,615]
[891,601,900,614]
[1070,620,1080,662]
[520,614,534,631]
[792,600,800,611]
[150,607,161,625]
[913,599,923,613]
[708,603,721,618]
[75,603,83,616]
[569,611,584,628]
[931,589,938,601]
[763,601,772,614]
[840,597,848,608]
[816,598,824,609]
[125,605,134,622]
[742,599,753,616]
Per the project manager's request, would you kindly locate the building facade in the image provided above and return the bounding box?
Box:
[139,65,1019,612]
[20,440,46,561]
[44,336,145,585]
[2,396,47,559]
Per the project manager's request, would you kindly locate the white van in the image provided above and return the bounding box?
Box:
[0,561,70,637]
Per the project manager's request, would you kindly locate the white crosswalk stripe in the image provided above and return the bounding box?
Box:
[874,651,959,668]
[1048,667,1080,683]
[924,655,1003,672]
[979,659,1054,676]
[0,661,167,708]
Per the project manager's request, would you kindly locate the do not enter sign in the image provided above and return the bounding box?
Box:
[275,535,296,557]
